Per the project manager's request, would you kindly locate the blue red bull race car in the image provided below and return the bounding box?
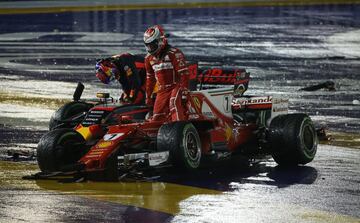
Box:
[32,65,318,181]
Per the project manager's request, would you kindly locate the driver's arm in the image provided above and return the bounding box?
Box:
[171,49,189,89]
[127,62,141,100]
[145,57,156,106]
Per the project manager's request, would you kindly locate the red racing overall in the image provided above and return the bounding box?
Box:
[145,46,189,121]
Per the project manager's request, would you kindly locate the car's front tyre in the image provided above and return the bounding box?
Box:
[157,122,202,170]
[37,128,88,172]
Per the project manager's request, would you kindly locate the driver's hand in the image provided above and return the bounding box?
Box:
[119,97,127,103]
[181,88,190,104]
[146,98,154,107]
[145,107,153,121]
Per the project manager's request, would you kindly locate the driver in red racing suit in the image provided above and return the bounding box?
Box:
[144,25,189,121]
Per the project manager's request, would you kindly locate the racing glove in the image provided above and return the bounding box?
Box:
[146,97,154,107]
[120,93,131,103]
[181,88,190,105]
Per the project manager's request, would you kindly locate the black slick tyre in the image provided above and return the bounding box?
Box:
[157,122,201,170]
[49,101,93,130]
[37,128,87,172]
[269,114,317,166]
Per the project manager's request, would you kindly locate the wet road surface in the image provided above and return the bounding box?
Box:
[0,4,359,133]
[0,144,359,222]
[0,1,359,222]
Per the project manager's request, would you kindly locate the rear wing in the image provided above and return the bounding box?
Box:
[188,63,250,97]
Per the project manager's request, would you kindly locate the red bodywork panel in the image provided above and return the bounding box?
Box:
[77,67,263,171]
[80,126,136,171]
[79,90,259,172]
[80,121,163,171]
[187,92,257,151]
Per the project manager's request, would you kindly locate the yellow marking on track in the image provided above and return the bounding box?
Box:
[295,206,360,223]
[35,180,220,214]
[0,161,40,190]
[0,91,70,110]
[1,160,360,221]
[320,131,360,149]
[0,0,360,14]
[0,161,220,215]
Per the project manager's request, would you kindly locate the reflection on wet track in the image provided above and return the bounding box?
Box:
[0,2,359,222]
[1,144,359,222]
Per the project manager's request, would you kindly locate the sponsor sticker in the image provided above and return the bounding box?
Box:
[271,97,288,115]
[234,96,272,107]
[152,62,173,72]
[96,141,113,149]
[234,84,246,96]
[188,114,200,119]
[202,101,215,118]
[149,151,169,166]
[103,133,124,141]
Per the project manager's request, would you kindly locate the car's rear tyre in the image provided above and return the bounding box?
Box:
[157,122,201,170]
[49,101,93,130]
[37,128,87,172]
[269,114,317,166]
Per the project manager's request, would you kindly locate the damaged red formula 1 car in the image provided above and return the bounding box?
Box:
[33,66,318,181]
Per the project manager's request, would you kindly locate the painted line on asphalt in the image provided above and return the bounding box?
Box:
[0,161,221,215]
[1,160,360,221]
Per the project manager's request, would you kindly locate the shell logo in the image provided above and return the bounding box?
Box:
[96,141,113,149]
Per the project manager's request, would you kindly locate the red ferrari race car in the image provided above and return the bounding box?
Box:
[31,66,318,181]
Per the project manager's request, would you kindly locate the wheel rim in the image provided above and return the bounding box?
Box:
[184,131,201,162]
[303,124,316,157]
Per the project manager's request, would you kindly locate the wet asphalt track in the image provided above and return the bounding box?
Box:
[0,2,360,222]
